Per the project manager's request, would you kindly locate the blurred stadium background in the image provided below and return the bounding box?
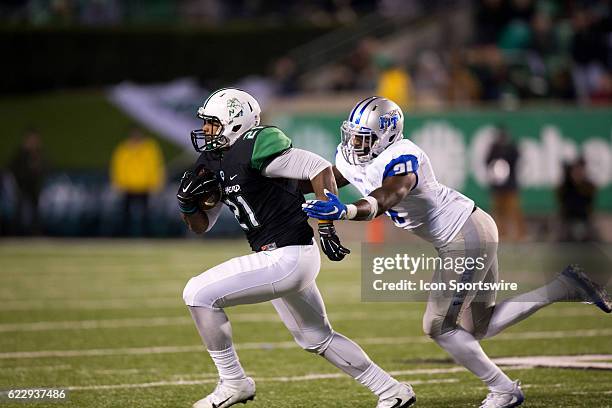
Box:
[1,1,612,407]
[1,0,611,241]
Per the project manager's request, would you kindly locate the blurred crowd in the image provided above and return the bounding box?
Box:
[0,0,378,26]
[472,0,611,105]
[269,0,612,107]
[4,1,609,106]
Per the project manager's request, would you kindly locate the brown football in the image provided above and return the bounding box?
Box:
[197,167,222,211]
[199,189,222,211]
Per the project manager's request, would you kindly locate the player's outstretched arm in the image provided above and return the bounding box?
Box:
[303,173,416,221]
[353,173,416,220]
[262,148,350,261]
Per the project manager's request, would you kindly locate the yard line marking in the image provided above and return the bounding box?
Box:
[492,355,612,370]
[0,298,183,311]
[0,312,424,332]
[0,306,600,332]
[2,364,72,372]
[0,345,205,359]
[63,376,461,392]
[0,317,194,332]
[47,363,560,392]
[0,296,356,311]
[496,328,612,341]
[572,390,612,395]
[2,329,612,360]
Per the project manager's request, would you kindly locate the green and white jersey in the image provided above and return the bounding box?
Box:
[196,126,314,251]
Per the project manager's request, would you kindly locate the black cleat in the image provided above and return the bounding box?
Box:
[560,264,612,313]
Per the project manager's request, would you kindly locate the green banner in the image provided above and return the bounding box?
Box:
[271,107,612,212]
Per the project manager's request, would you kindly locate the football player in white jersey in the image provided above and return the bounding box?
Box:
[302,96,612,408]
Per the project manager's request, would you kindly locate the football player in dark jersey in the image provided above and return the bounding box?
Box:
[178,88,416,408]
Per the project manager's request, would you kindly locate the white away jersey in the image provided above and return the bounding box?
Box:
[335,139,474,248]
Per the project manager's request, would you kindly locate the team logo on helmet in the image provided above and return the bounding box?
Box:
[379,110,400,131]
[227,98,244,121]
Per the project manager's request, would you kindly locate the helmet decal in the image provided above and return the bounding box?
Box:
[379,110,400,130]
[227,98,244,121]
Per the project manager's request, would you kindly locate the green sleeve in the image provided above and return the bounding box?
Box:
[250,127,292,171]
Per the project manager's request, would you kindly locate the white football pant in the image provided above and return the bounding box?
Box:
[183,241,398,389]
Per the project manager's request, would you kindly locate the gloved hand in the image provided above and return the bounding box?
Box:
[176,167,220,214]
[317,221,350,261]
[302,190,347,221]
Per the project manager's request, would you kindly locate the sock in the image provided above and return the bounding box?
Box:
[355,362,399,397]
[188,306,245,380]
[484,278,572,338]
[319,332,398,397]
[208,346,246,381]
[434,329,514,392]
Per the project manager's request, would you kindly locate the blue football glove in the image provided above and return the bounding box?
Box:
[302,190,347,221]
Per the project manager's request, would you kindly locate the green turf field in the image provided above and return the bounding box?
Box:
[1,240,611,407]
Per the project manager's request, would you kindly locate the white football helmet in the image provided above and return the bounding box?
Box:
[340,96,404,165]
[191,88,261,152]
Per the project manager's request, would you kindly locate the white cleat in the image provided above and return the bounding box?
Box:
[479,381,524,408]
[192,377,255,408]
[376,382,416,408]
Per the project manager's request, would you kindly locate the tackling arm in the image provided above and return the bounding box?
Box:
[349,173,416,220]
[302,173,416,222]
[263,148,350,260]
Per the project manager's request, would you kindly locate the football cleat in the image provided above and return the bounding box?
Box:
[479,381,524,408]
[192,377,255,408]
[376,382,416,408]
[559,264,612,313]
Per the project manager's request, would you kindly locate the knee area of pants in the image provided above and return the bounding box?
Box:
[182,277,197,305]
[422,316,448,338]
[182,277,218,308]
[292,329,334,354]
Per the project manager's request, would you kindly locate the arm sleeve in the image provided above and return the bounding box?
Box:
[204,203,224,233]
[262,148,331,180]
